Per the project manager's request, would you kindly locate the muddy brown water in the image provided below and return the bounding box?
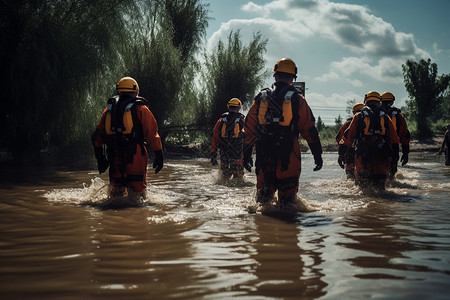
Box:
[1,153,449,299]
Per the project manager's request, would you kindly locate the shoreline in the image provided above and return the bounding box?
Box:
[164,138,443,159]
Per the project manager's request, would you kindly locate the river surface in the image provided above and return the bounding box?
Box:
[1,153,449,299]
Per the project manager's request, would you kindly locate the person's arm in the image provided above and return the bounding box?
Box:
[243,101,259,172]
[139,105,163,173]
[139,106,162,151]
[210,119,222,153]
[296,95,322,171]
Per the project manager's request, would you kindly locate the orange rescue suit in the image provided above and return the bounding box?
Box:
[244,81,321,198]
[92,96,162,192]
[211,112,245,177]
[342,106,399,187]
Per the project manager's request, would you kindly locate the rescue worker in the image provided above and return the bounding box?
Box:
[243,58,323,206]
[438,124,450,166]
[336,102,365,179]
[339,91,400,193]
[381,92,411,178]
[210,98,246,179]
[91,77,164,198]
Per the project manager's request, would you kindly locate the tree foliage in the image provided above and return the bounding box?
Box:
[0,0,130,159]
[0,0,211,160]
[121,0,209,128]
[0,0,269,161]
[402,58,450,140]
[201,31,269,127]
[316,116,325,132]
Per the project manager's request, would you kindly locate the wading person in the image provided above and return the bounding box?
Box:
[381,92,411,178]
[438,124,450,166]
[339,91,399,193]
[336,102,365,179]
[243,58,323,209]
[210,98,246,179]
[91,77,163,199]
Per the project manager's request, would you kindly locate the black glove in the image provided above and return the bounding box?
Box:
[313,154,323,171]
[153,150,164,174]
[308,141,323,171]
[243,144,253,172]
[400,153,408,166]
[210,152,218,166]
[94,146,109,174]
[392,144,400,162]
[338,144,349,164]
[401,143,409,166]
[338,156,345,169]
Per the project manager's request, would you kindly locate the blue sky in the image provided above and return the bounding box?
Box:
[203,0,450,124]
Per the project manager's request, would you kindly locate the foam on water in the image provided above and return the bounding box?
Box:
[42,177,170,209]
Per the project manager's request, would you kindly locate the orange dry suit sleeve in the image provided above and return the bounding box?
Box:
[138,105,162,151]
[336,120,352,144]
[210,118,222,153]
[387,116,400,145]
[396,113,410,145]
[243,101,259,147]
[341,114,360,147]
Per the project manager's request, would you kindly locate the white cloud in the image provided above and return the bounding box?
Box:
[308,91,360,108]
[206,0,435,123]
[315,71,339,81]
[207,17,312,52]
[347,79,363,87]
[208,0,429,82]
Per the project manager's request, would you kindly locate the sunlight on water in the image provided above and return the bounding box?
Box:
[299,176,371,212]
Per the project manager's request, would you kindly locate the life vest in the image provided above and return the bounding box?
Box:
[220,112,244,139]
[257,88,294,126]
[218,112,244,159]
[360,107,387,136]
[387,107,401,132]
[255,85,299,170]
[103,95,146,138]
[102,95,147,168]
[356,106,391,160]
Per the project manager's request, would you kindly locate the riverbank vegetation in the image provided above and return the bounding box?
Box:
[1,0,449,162]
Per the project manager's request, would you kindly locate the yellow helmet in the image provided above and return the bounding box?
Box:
[227,98,242,109]
[364,91,381,103]
[352,103,365,114]
[273,58,297,76]
[116,77,139,93]
[381,92,395,102]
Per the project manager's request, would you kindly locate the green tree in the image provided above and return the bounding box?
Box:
[163,0,210,65]
[402,58,450,140]
[335,115,343,129]
[0,0,130,159]
[346,99,357,118]
[121,0,209,129]
[316,116,325,132]
[201,30,269,127]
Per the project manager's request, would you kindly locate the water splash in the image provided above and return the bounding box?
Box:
[42,177,163,209]
[44,177,108,205]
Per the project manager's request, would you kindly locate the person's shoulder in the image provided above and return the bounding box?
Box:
[255,87,271,101]
[107,95,119,105]
[134,96,149,106]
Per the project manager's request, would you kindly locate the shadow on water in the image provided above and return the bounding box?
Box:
[81,197,159,211]
[0,163,84,189]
